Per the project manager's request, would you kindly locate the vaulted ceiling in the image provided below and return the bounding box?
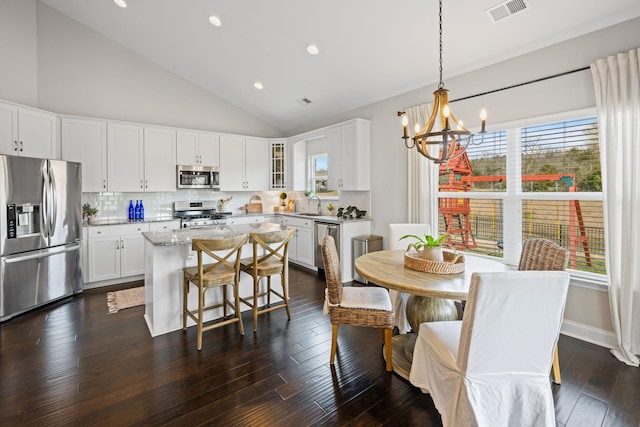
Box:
[40,0,640,132]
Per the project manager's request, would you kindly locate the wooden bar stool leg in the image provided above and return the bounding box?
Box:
[222,284,228,317]
[234,282,244,336]
[253,277,259,332]
[282,270,291,320]
[197,287,204,351]
[182,275,188,330]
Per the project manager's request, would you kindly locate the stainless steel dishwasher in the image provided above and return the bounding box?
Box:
[314,222,340,273]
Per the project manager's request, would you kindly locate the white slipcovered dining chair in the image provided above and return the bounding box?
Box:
[388,223,431,334]
[409,271,570,427]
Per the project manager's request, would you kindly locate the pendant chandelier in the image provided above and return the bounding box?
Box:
[399,0,486,164]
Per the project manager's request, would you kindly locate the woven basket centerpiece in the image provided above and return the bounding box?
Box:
[404,248,465,274]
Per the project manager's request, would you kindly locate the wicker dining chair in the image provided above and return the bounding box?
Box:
[518,238,570,384]
[182,234,247,350]
[239,228,295,332]
[321,235,395,372]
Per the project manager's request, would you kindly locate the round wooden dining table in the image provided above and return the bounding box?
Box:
[355,249,509,378]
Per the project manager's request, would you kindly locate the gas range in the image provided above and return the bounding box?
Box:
[173,201,230,229]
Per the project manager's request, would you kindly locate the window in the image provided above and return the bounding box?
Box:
[310,154,330,194]
[438,110,605,276]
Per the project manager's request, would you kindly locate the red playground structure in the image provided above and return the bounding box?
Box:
[438,150,591,269]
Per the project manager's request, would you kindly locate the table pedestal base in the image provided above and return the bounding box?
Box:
[385,296,459,380]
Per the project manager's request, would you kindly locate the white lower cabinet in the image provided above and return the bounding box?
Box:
[280,216,313,266]
[87,223,150,283]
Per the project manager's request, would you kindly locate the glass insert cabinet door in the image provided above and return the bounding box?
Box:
[270,140,286,190]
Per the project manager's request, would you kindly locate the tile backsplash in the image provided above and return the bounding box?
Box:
[82,190,371,221]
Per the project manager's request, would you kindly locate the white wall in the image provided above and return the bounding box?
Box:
[0,0,38,105]
[285,16,640,343]
[0,1,282,138]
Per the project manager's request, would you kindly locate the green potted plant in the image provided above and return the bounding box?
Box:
[82,203,98,225]
[327,203,336,215]
[400,233,450,262]
[279,192,287,211]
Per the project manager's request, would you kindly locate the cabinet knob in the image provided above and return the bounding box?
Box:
[103,179,106,189]
[145,180,148,189]
[140,180,143,189]
[19,141,23,152]
[121,240,124,249]
[13,141,18,152]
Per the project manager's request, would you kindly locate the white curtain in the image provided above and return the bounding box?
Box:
[591,48,640,367]
[405,104,439,225]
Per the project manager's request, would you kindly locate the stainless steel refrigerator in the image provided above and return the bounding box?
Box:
[0,155,83,322]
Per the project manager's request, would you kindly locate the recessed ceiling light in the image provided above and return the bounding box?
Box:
[306,44,319,55]
[113,0,127,8]
[254,82,264,90]
[208,15,222,27]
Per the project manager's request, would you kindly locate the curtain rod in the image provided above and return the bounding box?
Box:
[449,66,591,103]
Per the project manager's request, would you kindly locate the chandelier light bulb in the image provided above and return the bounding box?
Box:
[114,0,127,8]
[415,123,421,134]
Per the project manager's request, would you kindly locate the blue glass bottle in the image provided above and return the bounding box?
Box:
[128,200,135,222]
[134,200,140,221]
[140,200,144,221]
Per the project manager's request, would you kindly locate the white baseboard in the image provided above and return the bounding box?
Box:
[83,275,144,290]
[561,319,618,349]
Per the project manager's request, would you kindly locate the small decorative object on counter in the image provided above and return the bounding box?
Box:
[279,192,287,212]
[327,203,336,215]
[128,200,135,222]
[140,200,144,221]
[135,200,140,221]
[336,205,367,220]
[82,203,98,225]
[218,196,232,212]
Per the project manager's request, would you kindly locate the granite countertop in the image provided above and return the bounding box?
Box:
[143,222,290,246]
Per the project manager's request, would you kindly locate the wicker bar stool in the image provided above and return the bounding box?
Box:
[239,228,295,332]
[321,235,395,372]
[518,238,570,384]
[182,234,247,350]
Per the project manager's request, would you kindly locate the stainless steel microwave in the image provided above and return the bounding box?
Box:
[177,165,220,190]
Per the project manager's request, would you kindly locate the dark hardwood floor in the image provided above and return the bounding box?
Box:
[1,266,639,426]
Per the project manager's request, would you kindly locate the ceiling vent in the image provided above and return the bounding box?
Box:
[485,0,529,23]
[296,97,313,106]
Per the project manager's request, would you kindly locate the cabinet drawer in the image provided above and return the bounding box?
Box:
[280,216,312,229]
[88,223,149,238]
[148,220,181,232]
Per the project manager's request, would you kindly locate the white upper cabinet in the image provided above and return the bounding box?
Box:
[176,130,219,167]
[327,118,371,191]
[107,123,144,192]
[0,102,57,159]
[270,138,287,190]
[61,117,108,192]
[107,123,177,192]
[144,126,177,192]
[219,135,268,191]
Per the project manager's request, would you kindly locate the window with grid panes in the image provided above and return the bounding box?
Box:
[438,110,605,276]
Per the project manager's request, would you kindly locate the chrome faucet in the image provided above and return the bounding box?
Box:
[308,195,322,214]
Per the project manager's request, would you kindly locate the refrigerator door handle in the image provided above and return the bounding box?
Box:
[48,165,57,237]
[42,164,50,238]
[2,242,82,263]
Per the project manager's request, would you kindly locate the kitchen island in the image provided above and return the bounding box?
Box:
[142,222,289,337]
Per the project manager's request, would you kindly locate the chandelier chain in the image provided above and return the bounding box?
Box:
[438,0,444,89]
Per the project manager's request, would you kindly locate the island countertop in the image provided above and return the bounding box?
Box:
[142,222,289,246]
